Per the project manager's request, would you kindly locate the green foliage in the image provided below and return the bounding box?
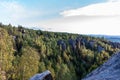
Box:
[56,64,74,80]
[0,24,119,80]
[0,28,14,79]
[17,46,39,80]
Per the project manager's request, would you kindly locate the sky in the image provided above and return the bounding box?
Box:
[0,0,120,35]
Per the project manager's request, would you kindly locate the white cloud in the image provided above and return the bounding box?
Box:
[38,1,120,35]
[108,0,120,2]
[39,16,120,35]
[60,1,120,17]
[0,1,41,26]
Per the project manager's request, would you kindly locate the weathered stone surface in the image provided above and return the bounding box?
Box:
[82,51,120,80]
[29,70,53,80]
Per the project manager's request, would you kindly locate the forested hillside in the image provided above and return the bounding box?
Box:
[0,23,120,80]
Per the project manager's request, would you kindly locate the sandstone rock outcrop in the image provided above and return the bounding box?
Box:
[30,70,53,80]
[0,66,6,80]
[82,51,120,80]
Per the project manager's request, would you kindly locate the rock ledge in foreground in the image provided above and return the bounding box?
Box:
[30,70,53,80]
[82,51,120,80]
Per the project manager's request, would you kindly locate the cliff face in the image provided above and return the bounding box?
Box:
[82,51,120,80]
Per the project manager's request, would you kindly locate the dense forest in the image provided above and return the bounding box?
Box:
[0,23,120,80]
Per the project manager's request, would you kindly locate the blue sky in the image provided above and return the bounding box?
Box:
[16,0,107,19]
[0,0,107,26]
